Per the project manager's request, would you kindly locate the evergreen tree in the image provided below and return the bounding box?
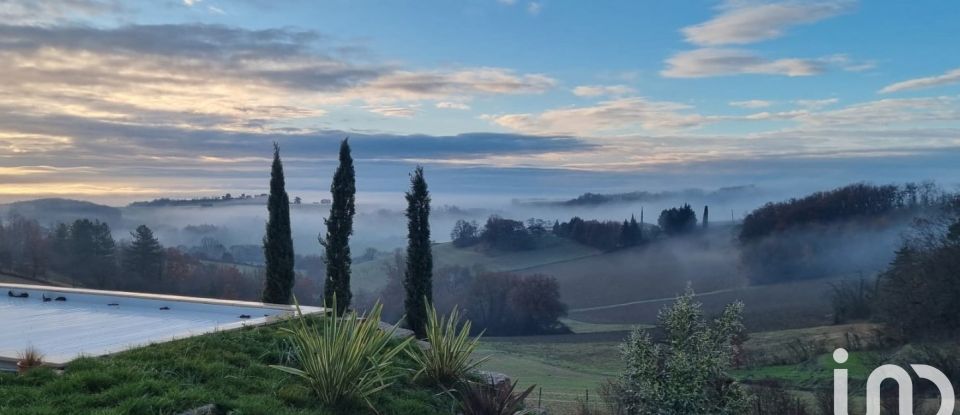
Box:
[702,205,709,229]
[620,219,631,248]
[403,166,433,337]
[69,219,116,288]
[261,143,296,304]
[322,138,356,314]
[122,225,164,288]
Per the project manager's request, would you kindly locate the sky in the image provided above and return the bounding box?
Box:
[1,0,959,205]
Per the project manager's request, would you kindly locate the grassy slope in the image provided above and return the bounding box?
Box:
[476,323,882,413]
[351,236,601,293]
[0,319,454,415]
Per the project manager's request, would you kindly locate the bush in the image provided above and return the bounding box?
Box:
[480,216,535,251]
[271,299,412,410]
[451,220,480,248]
[874,216,960,337]
[407,305,487,388]
[658,204,697,236]
[465,272,569,336]
[607,288,751,414]
[458,378,535,415]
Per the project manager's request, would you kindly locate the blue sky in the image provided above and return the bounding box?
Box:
[0,0,959,203]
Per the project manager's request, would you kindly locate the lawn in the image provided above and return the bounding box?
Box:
[0,318,456,415]
[476,336,622,414]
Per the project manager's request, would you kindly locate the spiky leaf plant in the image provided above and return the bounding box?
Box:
[407,304,488,387]
[271,297,412,411]
[460,378,536,415]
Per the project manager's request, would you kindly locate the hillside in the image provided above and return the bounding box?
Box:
[350,235,602,293]
[0,198,122,226]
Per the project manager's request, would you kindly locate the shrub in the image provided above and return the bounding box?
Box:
[271,298,412,410]
[459,378,535,415]
[407,305,487,388]
[608,288,751,414]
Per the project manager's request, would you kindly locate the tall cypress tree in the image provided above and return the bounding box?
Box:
[703,205,710,229]
[403,166,432,337]
[261,143,296,304]
[322,138,356,315]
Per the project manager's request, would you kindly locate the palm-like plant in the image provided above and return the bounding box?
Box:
[271,298,412,410]
[460,378,536,415]
[407,304,488,387]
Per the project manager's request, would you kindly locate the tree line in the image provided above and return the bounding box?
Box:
[739,182,953,284]
[0,215,323,303]
[451,203,706,253]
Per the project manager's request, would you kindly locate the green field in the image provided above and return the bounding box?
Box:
[476,322,884,414]
[351,236,601,293]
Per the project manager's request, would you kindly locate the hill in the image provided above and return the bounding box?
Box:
[350,235,602,293]
[0,198,122,226]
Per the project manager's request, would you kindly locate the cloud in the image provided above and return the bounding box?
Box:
[794,98,838,109]
[358,68,555,101]
[572,85,635,97]
[0,0,126,25]
[682,0,854,46]
[527,2,542,15]
[793,96,960,127]
[661,48,826,78]
[729,100,773,109]
[880,68,960,94]
[484,97,713,135]
[366,105,418,118]
[436,102,471,110]
[0,23,556,139]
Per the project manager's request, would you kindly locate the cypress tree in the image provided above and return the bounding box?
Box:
[403,166,432,337]
[261,143,296,304]
[703,205,710,229]
[322,138,356,315]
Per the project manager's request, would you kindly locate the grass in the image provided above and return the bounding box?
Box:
[351,238,601,293]
[560,318,651,334]
[734,350,876,389]
[0,317,456,415]
[474,323,885,414]
[476,337,621,414]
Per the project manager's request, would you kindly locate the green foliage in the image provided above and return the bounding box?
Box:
[459,379,536,415]
[0,316,452,415]
[657,204,698,236]
[874,216,960,337]
[271,298,412,411]
[322,138,357,315]
[122,224,164,287]
[609,288,752,414]
[407,305,487,388]
[262,143,296,304]
[66,218,117,287]
[403,166,433,337]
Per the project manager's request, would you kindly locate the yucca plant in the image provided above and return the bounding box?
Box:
[460,378,536,415]
[271,297,412,411]
[407,304,488,387]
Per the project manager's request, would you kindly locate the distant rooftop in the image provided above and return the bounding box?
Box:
[1,284,323,369]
